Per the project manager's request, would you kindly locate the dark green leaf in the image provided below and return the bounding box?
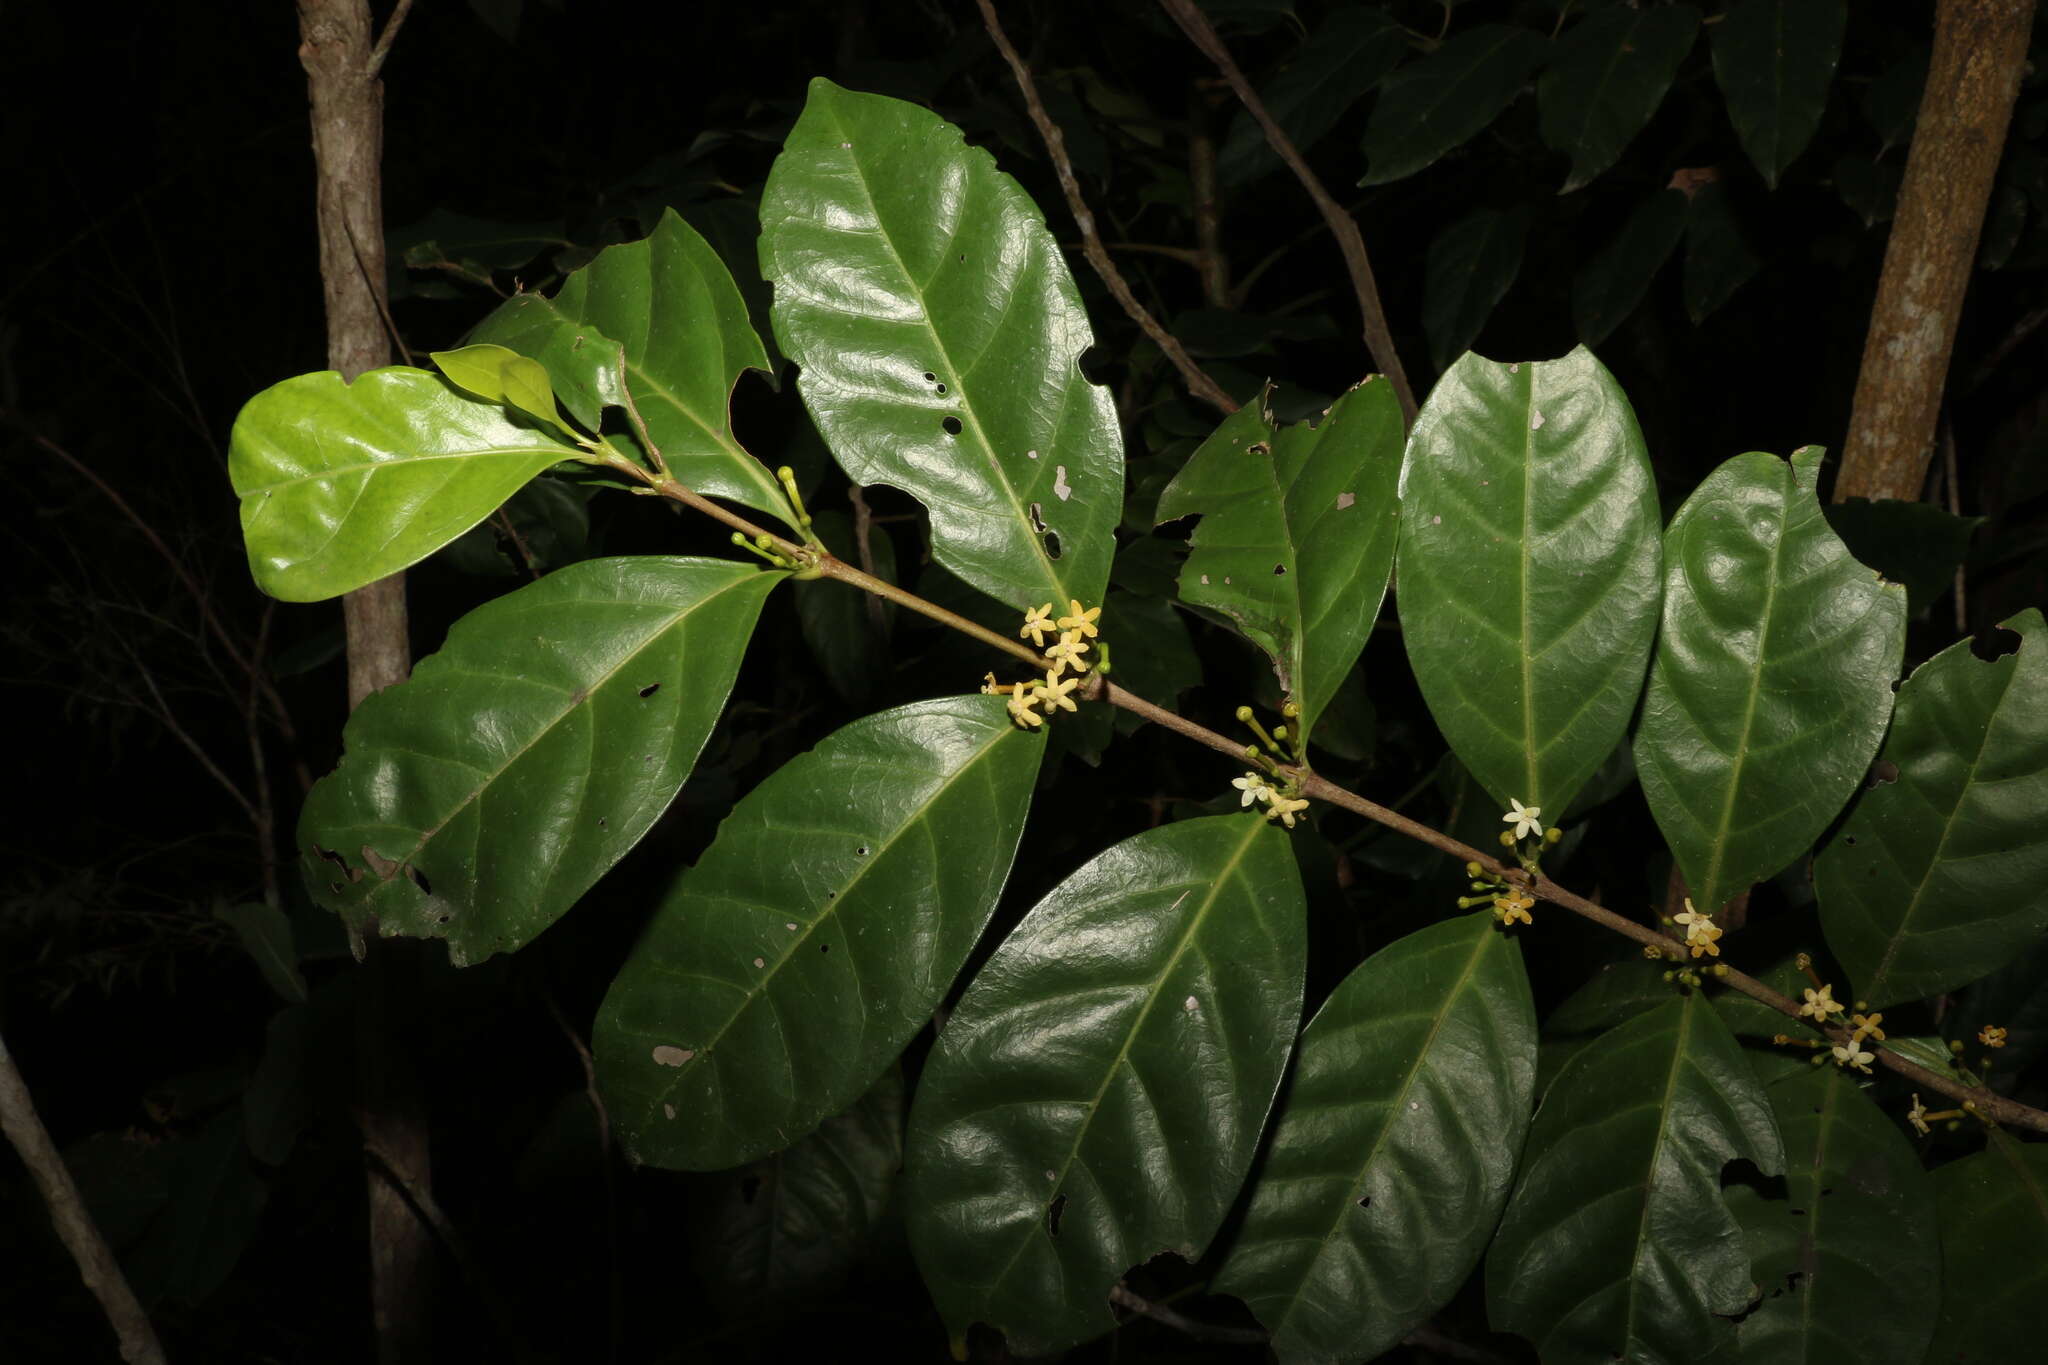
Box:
[1539,6,1700,193]
[228,368,574,602]
[905,816,1305,1356]
[1682,180,1761,323]
[1219,8,1406,185]
[1103,589,1200,724]
[1823,497,1980,617]
[1815,609,2048,1008]
[1572,189,1689,347]
[242,1006,311,1168]
[1833,154,1901,228]
[1216,912,1536,1362]
[213,902,306,1004]
[1926,1131,2048,1361]
[1361,25,1549,187]
[761,79,1124,612]
[1155,379,1403,747]
[1711,0,1848,188]
[300,557,781,965]
[125,1109,269,1308]
[1423,207,1529,372]
[1725,1067,1939,1363]
[1946,937,2048,1077]
[596,696,1043,1170]
[1487,995,1784,1363]
[1863,50,1927,152]
[1544,954,1671,1037]
[1635,447,1906,916]
[1397,348,1662,820]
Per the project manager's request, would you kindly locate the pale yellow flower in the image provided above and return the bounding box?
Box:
[1044,629,1090,674]
[1850,1011,1886,1043]
[1266,795,1310,829]
[1006,687,1045,729]
[1020,603,1058,647]
[1799,984,1846,1022]
[1979,1025,2008,1049]
[1232,772,1274,808]
[1057,599,1102,640]
[1907,1094,1931,1137]
[1832,1039,1875,1074]
[1503,799,1542,841]
[1036,671,1080,714]
[1673,899,1722,958]
[1492,890,1535,928]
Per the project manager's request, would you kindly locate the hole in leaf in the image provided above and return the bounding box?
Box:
[1078,345,1109,384]
[936,382,948,394]
[1248,441,1271,457]
[598,817,607,829]
[1870,759,1899,786]
[406,865,433,896]
[1273,564,1287,575]
[1356,1195,1371,1209]
[1028,503,1048,533]
[942,416,963,436]
[740,1176,762,1206]
[1844,836,1856,846]
[1043,530,1062,560]
[1789,1208,1806,1217]
[923,372,937,382]
[639,682,661,698]
[436,913,451,925]
[855,845,869,857]
[1820,1187,1834,1197]
[314,844,363,884]
[820,943,830,954]
[1047,1193,1067,1238]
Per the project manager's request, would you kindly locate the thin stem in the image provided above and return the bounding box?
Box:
[975,0,1239,416]
[1156,0,1418,425]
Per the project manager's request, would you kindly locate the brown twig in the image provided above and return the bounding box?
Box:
[1109,1282,1267,1346]
[1187,114,1230,308]
[366,0,417,76]
[1156,0,1418,425]
[0,1031,168,1365]
[975,0,1239,416]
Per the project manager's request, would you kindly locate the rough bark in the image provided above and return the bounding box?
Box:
[1836,0,2037,504]
[295,3,432,1361]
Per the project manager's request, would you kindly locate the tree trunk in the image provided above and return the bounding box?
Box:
[1836,0,2037,504]
[295,3,432,1361]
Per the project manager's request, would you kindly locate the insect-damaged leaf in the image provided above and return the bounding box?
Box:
[595,696,1042,1170]
[300,557,781,964]
[905,816,1304,1357]
[1155,379,1403,748]
[761,79,1123,612]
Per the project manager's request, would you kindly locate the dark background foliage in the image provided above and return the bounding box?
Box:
[3,1,2043,1360]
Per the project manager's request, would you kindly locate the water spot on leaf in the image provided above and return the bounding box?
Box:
[651,1046,695,1067]
[1336,492,1355,510]
[942,416,963,436]
[1047,1193,1068,1237]
[1053,465,1072,501]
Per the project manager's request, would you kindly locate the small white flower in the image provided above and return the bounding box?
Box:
[1231,772,1274,808]
[1503,799,1543,841]
[1832,1039,1875,1074]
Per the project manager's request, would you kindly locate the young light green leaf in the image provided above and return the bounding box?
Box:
[1155,379,1402,747]
[595,696,1043,1171]
[1361,25,1548,186]
[229,367,575,602]
[1219,7,1406,186]
[300,557,782,965]
[1572,188,1689,347]
[1815,609,2048,1008]
[1711,0,1847,188]
[1397,348,1662,820]
[761,79,1124,612]
[461,292,627,437]
[1487,994,1784,1363]
[1635,447,1906,916]
[429,343,569,433]
[1926,1131,2048,1360]
[1725,1067,1939,1364]
[1682,180,1761,323]
[905,816,1305,1358]
[1539,5,1701,194]
[1216,912,1536,1363]
[1423,206,1529,372]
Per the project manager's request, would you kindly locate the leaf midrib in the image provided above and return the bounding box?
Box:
[1621,999,1695,1355]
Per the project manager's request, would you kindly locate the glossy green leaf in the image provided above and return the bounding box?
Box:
[1154,379,1403,746]
[761,79,1124,612]
[1823,497,1980,618]
[1572,188,1689,347]
[1711,0,1847,188]
[1539,5,1700,194]
[1361,25,1548,187]
[1215,912,1537,1363]
[1397,348,1662,819]
[1423,207,1529,372]
[429,343,568,432]
[1926,1131,2048,1361]
[300,557,781,965]
[467,208,788,520]
[1682,180,1761,323]
[1487,994,1784,1364]
[228,367,574,602]
[1815,609,2048,1008]
[1725,1066,1939,1364]
[695,1065,905,1312]
[1219,7,1405,185]
[1635,447,1906,916]
[596,696,1043,1170]
[904,816,1306,1357]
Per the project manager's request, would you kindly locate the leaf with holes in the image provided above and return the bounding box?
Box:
[1154,379,1402,748]
[1215,911,1536,1363]
[595,696,1042,1171]
[761,79,1124,612]
[1397,348,1661,821]
[904,816,1305,1357]
[299,557,781,965]
[1539,5,1700,193]
[1487,993,1784,1363]
[1360,25,1549,187]
[1635,447,1905,917]
[1927,1130,2048,1359]
[1423,206,1529,372]
[228,367,576,602]
[1725,1066,1939,1364]
[1711,0,1847,188]
[1815,609,2048,1008]
[1218,7,1406,185]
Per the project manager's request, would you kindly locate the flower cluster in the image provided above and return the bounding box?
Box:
[991,599,1103,729]
[1672,898,1722,958]
[1232,771,1310,828]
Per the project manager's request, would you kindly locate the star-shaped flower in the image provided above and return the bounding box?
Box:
[1044,629,1090,674]
[1799,984,1846,1022]
[1832,1038,1876,1073]
[1503,799,1543,841]
[1020,603,1059,647]
[1036,671,1080,714]
[1232,772,1274,808]
[1850,1011,1886,1042]
[1056,599,1101,640]
[1979,1024,2008,1049]
[1006,686,1045,729]
[1266,795,1310,829]
[1907,1094,1931,1137]
[1672,899,1722,958]
[1492,890,1535,927]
